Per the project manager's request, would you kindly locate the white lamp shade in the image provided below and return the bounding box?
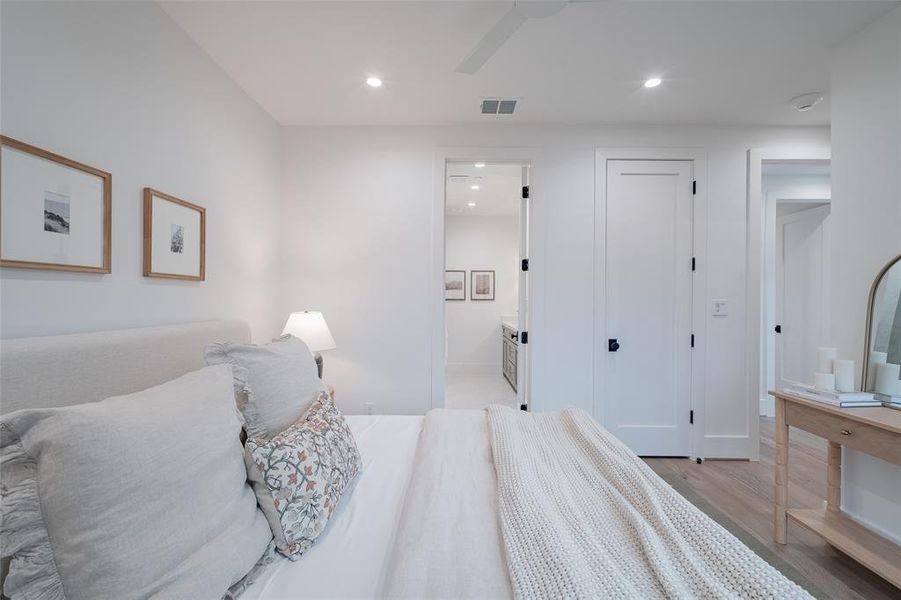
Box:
[282,311,336,352]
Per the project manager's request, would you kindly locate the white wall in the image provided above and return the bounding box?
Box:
[445,215,519,375]
[280,124,830,453]
[760,173,832,416]
[830,7,901,543]
[0,1,283,341]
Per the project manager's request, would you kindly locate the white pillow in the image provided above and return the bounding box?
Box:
[0,365,272,600]
[205,335,324,439]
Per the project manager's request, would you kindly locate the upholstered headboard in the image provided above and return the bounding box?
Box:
[0,320,250,415]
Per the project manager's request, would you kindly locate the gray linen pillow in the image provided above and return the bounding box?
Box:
[0,364,272,600]
[205,335,324,439]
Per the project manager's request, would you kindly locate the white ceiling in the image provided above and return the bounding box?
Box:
[161,1,897,127]
[446,163,522,217]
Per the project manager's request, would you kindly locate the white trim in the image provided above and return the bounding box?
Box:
[746,148,830,458]
[759,396,775,418]
[704,435,756,460]
[594,147,708,460]
[431,147,542,410]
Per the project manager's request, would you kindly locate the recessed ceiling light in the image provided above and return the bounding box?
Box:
[468,202,477,207]
[471,185,480,190]
[474,162,486,168]
[644,77,662,88]
[366,77,383,88]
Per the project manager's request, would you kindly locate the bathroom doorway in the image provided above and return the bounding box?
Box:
[443,160,530,410]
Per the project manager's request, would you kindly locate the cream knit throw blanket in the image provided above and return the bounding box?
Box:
[486,405,812,600]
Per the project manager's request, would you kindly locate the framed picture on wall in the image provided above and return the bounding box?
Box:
[143,188,205,281]
[0,136,112,273]
[445,269,465,300]
[471,270,495,301]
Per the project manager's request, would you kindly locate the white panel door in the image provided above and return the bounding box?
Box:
[775,204,830,388]
[605,160,693,456]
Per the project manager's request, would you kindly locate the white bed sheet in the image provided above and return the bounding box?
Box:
[242,414,424,600]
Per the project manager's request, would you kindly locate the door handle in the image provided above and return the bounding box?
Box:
[608,338,620,352]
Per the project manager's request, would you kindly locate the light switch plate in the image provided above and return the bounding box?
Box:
[712,299,728,316]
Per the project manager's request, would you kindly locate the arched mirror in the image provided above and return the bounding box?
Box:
[862,253,901,409]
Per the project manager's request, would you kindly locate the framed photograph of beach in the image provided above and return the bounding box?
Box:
[0,136,111,273]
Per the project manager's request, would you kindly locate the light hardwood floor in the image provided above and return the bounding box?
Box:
[645,418,901,600]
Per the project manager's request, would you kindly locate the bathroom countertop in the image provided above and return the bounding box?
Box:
[501,317,518,332]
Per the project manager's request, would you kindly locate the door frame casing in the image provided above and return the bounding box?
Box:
[430,146,542,409]
[747,148,830,459]
[595,148,708,460]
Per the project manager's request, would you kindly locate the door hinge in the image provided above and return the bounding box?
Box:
[691,257,696,271]
[692,180,697,195]
[690,410,694,424]
[521,258,529,272]
[520,331,528,344]
[775,325,782,334]
[690,334,695,348]
[522,185,530,199]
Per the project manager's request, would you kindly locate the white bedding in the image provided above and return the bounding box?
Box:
[384,409,512,599]
[241,415,424,600]
[485,406,811,599]
[385,407,811,600]
[245,408,810,600]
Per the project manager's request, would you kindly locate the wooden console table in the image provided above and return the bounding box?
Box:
[770,389,901,588]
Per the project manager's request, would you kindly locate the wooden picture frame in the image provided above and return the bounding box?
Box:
[445,269,466,301]
[471,270,496,301]
[143,188,205,281]
[0,135,111,273]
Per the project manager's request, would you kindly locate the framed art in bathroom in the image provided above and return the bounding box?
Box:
[471,270,495,301]
[445,269,466,300]
[143,188,205,281]
[0,135,112,273]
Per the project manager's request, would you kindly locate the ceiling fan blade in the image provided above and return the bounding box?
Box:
[455,6,527,75]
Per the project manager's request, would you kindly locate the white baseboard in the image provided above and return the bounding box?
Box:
[446,362,501,378]
[703,435,753,459]
[759,396,775,418]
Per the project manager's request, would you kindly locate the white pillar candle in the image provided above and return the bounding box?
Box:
[866,351,888,391]
[814,372,835,391]
[816,347,837,374]
[833,359,855,393]
[875,362,901,396]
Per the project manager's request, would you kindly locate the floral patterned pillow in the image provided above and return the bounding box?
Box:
[245,391,362,559]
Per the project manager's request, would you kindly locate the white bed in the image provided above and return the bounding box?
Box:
[1,321,814,600]
[240,415,424,600]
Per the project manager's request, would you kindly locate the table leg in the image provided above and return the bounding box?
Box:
[774,396,789,544]
[827,441,842,513]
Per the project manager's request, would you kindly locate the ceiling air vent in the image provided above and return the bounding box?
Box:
[481,98,517,115]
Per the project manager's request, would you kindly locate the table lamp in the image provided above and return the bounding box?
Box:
[282,311,336,378]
